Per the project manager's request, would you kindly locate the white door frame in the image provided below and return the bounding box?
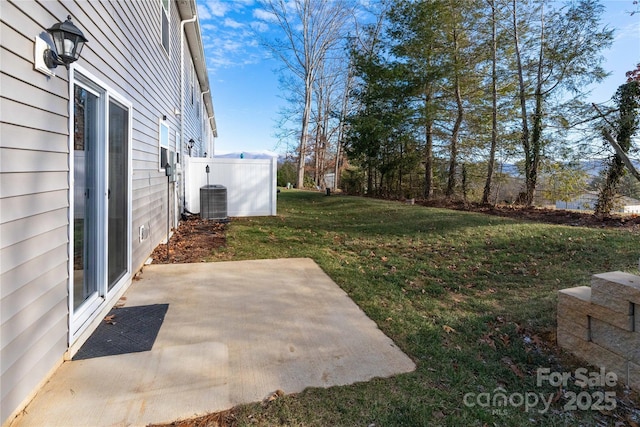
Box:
[67,65,133,344]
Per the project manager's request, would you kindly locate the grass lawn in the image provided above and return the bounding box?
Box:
[206,190,639,426]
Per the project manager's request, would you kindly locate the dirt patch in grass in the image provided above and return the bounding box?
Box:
[149,215,227,264]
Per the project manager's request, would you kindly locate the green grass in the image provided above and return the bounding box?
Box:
[208,190,639,426]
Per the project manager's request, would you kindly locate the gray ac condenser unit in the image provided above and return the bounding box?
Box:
[200,185,227,220]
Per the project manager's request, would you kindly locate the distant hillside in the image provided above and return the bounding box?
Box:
[496,159,640,178]
[581,159,640,177]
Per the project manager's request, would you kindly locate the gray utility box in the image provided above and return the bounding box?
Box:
[200,185,227,220]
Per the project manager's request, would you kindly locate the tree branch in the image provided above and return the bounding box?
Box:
[592,103,640,183]
[602,130,640,182]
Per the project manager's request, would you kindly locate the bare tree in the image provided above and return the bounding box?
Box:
[444,3,466,197]
[512,0,612,206]
[512,0,531,205]
[482,0,498,204]
[334,63,354,191]
[260,0,353,188]
[309,55,345,189]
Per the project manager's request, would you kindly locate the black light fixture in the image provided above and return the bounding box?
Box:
[44,15,88,69]
[187,138,195,156]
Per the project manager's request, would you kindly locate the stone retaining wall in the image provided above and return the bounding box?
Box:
[557,271,640,390]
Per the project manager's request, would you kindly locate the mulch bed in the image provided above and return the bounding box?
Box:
[419,199,640,230]
[149,214,227,264]
[149,201,639,266]
[148,409,238,427]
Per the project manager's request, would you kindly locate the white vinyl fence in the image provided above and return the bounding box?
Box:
[184,156,277,217]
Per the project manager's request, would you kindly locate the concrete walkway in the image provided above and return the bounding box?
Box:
[12,258,415,426]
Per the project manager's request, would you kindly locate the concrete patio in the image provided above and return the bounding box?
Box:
[10,258,416,426]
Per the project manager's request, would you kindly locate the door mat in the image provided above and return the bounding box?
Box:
[73,304,169,360]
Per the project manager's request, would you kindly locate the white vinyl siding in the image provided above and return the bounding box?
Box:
[1,1,70,419]
[0,0,195,423]
[161,0,170,55]
[183,55,208,157]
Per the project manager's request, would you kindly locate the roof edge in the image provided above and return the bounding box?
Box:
[177,0,217,137]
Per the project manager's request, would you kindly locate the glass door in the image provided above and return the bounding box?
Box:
[73,84,101,312]
[107,100,129,290]
[70,68,131,340]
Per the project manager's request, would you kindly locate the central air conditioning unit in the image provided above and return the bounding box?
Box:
[200,184,227,220]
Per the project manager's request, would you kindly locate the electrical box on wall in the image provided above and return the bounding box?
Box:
[139,224,149,242]
[169,151,177,183]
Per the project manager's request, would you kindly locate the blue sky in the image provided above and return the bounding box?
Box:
[197,0,640,155]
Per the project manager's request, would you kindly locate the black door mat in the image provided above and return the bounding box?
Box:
[73,304,169,360]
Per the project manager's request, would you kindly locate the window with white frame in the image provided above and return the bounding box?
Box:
[161,0,170,55]
[159,120,169,170]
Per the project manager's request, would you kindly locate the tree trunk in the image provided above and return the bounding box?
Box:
[462,163,468,202]
[601,127,640,182]
[528,77,544,206]
[334,67,353,191]
[513,0,531,205]
[446,91,462,197]
[595,156,625,217]
[446,22,463,198]
[424,92,434,199]
[482,0,498,205]
[297,75,313,188]
[525,4,545,207]
[367,160,373,195]
[319,94,330,188]
[446,66,463,197]
[334,138,342,191]
[314,123,321,187]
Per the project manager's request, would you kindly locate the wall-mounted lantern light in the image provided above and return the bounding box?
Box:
[187,138,195,156]
[35,15,88,76]
[45,16,88,68]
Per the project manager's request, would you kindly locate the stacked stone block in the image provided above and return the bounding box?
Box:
[557,271,640,390]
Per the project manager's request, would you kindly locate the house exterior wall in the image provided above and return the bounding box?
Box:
[184,57,202,156]
[182,53,214,158]
[0,1,215,424]
[1,2,75,421]
[623,205,640,214]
